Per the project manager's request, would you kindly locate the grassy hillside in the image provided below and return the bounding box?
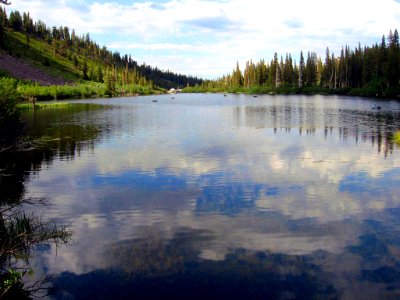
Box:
[0,9,202,100]
[1,30,163,99]
[4,30,82,80]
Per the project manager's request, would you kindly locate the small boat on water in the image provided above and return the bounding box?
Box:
[152,99,157,102]
[372,103,382,110]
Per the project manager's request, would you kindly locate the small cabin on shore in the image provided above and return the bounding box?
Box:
[168,88,182,94]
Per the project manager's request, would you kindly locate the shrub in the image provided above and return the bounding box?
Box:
[394,131,400,146]
[0,77,19,123]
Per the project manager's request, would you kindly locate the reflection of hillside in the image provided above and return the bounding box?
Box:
[44,207,400,299]
[0,104,108,205]
[49,226,336,299]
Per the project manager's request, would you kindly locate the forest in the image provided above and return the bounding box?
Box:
[189,30,400,98]
[0,8,203,96]
[0,7,400,99]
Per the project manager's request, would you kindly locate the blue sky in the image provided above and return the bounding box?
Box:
[8,0,400,78]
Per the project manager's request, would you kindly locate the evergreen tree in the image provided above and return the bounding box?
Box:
[293,62,299,86]
[63,26,70,45]
[73,55,78,68]
[206,28,400,94]
[388,29,400,87]
[305,52,317,86]
[283,54,294,86]
[82,60,89,80]
[379,35,388,90]
[275,55,282,88]
[89,64,95,81]
[9,10,22,31]
[22,12,33,34]
[298,51,305,88]
[316,57,323,86]
[243,60,250,88]
[232,62,243,87]
[255,59,267,85]
[97,65,103,83]
[0,7,6,48]
[249,60,256,86]
[268,57,276,87]
[322,47,331,87]
[105,66,116,96]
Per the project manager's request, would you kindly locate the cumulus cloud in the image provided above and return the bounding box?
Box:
[9,0,400,77]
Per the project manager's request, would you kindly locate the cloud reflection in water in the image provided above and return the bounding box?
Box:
[22,94,400,298]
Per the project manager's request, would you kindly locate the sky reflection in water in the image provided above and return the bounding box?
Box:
[22,94,400,299]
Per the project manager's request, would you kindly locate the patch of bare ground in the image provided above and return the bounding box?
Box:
[0,53,72,85]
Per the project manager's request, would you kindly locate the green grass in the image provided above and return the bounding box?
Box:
[15,82,162,101]
[182,84,357,96]
[17,102,72,110]
[17,82,106,100]
[118,84,164,95]
[2,31,165,99]
[393,131,400,146]
[4,31,81,80]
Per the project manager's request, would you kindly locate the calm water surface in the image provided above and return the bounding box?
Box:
[15,94,400,298]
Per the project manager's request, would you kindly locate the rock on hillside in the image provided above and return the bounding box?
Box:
[0,53,71,85]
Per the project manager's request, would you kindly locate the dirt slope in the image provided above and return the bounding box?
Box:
[0,53,70,85]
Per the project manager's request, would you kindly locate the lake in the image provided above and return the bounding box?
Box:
[10,94,400,299]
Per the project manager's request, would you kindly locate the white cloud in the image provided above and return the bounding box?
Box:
[9,0,400,77]
[107,42,194,51]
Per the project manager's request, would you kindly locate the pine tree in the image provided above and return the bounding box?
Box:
[82,60,89,80]
[255,59,267,85]
[0,3,9,51]
[388,29,400,87]
[0,7,6,48]
[9,10,22,31]
[305,52,317,86]
[243,60,250,88]
[298,51,305,88]
[317,57,323,86]
[275,53,281,89]
[283,54,294,86]
[268,57,276,88]
[105,66,117,96]
[97,65,103,83]
[232,62,243,87]
[322,47,330,87]
[89,64,95,81]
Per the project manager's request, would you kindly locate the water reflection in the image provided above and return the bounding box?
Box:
[0,113,83,297]
[11,94,400,299]
[50,226,337,300]
[47,209,400,299]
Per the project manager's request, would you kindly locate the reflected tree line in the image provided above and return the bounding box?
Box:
[49,226,337,299]
[0,104,104,298]
[47,215,400,299]
[236,104,400,157]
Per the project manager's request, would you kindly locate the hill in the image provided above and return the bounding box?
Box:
[0,8,202,98]
[0,52,70,85]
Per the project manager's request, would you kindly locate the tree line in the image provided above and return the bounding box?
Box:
[0,8,203,89]
[200,30,400,97]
